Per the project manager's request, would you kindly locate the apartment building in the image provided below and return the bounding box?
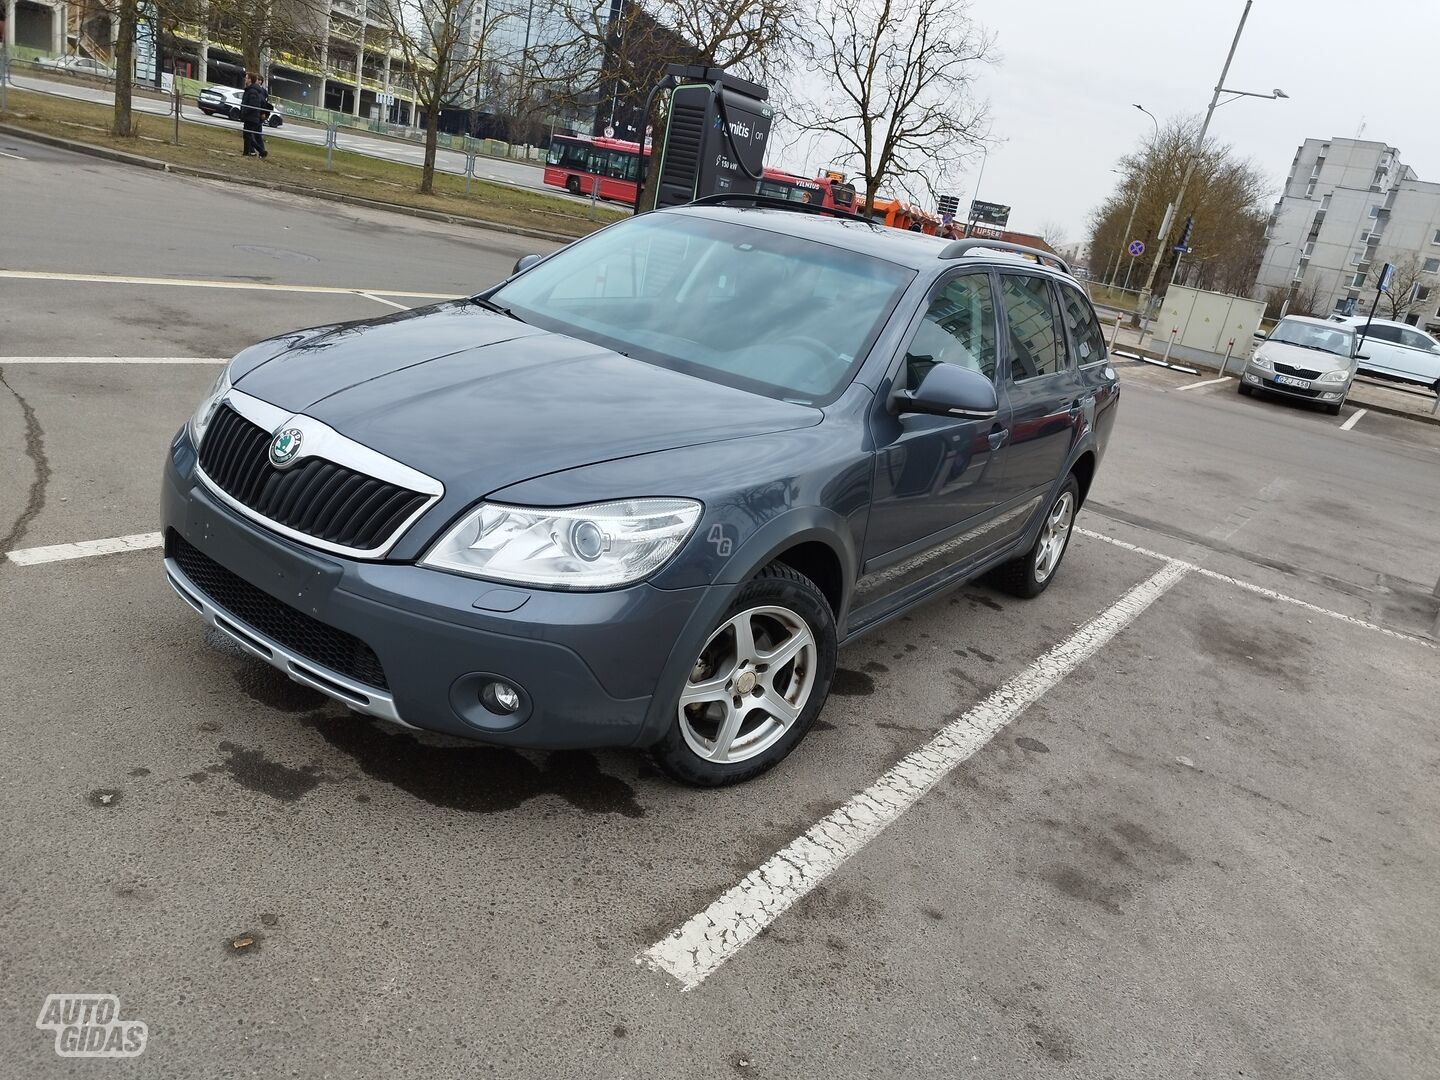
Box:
[1256,137,1440,333]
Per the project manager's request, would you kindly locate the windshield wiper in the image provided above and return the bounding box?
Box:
[471,296,525,322]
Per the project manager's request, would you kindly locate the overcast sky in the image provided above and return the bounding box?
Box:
[769,0,1440,246]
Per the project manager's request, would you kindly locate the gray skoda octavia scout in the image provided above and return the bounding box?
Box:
[163,201,1119,785]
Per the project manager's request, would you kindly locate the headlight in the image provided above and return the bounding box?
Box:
[1249,354,1274,371]
[421,498,703,589]
[1319,369,1350,383]
[188,366,232,445]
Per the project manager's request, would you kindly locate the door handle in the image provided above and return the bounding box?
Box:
[987,427,1009,450]
[1069,394,1096,413]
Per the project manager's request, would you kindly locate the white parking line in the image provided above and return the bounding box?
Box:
[358,293,412,311]
[638,560,1191,991]
[1076,526,1436,650]
[0,149,27,161]
[0,357,226,365]
[1339,408,1367,431]
[6,532,162,566]
[1175,375,1232,391]
[0,270,454,301]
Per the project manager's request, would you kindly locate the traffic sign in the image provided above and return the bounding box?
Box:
[1378,261,1395,294]
[1127,239,1144,257]
[603,125,615,139]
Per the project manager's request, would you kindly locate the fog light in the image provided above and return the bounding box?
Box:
[481,680,521,714]
[1321,392,1339,400]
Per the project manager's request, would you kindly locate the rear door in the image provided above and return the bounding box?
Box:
[853,270,1012,624]
[992,272,1084,510]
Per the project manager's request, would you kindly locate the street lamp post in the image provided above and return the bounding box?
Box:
[1105,104,1159,287]
[963,144,988,237]
[1135,0,1287,328]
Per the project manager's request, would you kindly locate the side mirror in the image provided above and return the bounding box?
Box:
[512,253,543,275]
[897,364,999,420]
[1252,330,1267,341]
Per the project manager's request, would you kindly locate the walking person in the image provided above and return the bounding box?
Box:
[240,72,270,158]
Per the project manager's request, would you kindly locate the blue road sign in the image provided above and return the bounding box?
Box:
[1127,240,1144,257]
[1378,262,1395,294]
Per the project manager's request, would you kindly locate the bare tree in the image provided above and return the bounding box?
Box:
[1039,220,1068,251]
[1373,251,1428,319]
[789,0,992,216]
[381,0,506,193]
[1088,116,1269,296]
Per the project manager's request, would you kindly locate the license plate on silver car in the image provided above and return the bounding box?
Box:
[1274,374,1311,388]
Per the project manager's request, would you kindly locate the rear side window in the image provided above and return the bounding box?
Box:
[901,273,999,392]
[1058,284,1107,366]
[1362,324,1402,343]
[1000,275,1066,381]
[1400,328,1436,351]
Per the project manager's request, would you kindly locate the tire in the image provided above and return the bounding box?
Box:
[652,563,837,787]
[1325,401,1343,415]
[228,106,242,121]
[992,473,1081,599]
[565,175,581,195]
[267,114,282,129]
[1237,381,1253,396]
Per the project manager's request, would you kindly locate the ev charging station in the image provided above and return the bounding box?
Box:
[635,66,773,212]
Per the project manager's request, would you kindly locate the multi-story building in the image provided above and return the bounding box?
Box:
[1256,137,1440,333]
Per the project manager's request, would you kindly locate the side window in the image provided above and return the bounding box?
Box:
[901,274,998,392]
[1364,324,1401,344]
[1401,328,1434,351]
[1000,275,1066,381]
[1058,284,1108,366]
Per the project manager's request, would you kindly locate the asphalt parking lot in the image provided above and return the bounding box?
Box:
[3,135,1439,1079]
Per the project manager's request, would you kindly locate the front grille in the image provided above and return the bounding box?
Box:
[168,531,389,690]
[1274,362,1322,379]
[198,405,428,552]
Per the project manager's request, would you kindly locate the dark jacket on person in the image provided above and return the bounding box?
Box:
[240,83,270,129]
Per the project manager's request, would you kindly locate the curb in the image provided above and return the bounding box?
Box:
[0,122,579,246]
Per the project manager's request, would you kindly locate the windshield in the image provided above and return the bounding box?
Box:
[1269,319,1355,357]
[489,213,914,403]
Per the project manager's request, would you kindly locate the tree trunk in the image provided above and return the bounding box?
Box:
[111,0,138,137]
[421,101,439,194]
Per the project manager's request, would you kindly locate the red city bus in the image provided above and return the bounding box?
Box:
[544,134,647,201]
[544,134,862,213]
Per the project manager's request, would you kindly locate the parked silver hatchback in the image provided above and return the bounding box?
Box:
[1240,315,1358,415]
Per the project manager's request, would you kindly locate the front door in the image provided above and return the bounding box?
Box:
[992,272,1083,513]
[852,271,1012,626]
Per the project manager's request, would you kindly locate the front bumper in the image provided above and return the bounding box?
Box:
[1241,367,1349,403]
[162,429,714,748]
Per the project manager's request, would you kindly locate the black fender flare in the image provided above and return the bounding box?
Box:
[632,507,857,747]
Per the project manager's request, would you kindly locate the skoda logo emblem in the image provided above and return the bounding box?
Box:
[269,427,304,468]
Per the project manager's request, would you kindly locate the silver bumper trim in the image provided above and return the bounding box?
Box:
[165,555,412,727]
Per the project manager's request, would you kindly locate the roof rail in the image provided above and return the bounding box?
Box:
[939,238,1071,275]
[685,193,874,224]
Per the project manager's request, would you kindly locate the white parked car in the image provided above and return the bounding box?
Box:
[1330,316,1440,388]
[34,54,114,78]
[196,84,284,128]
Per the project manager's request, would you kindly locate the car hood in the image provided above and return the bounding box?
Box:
[233,301,823,496]
[1257,340,1351,372]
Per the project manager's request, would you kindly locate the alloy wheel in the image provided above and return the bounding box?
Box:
[1033,491,1075,584]
[678,605,818,765]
